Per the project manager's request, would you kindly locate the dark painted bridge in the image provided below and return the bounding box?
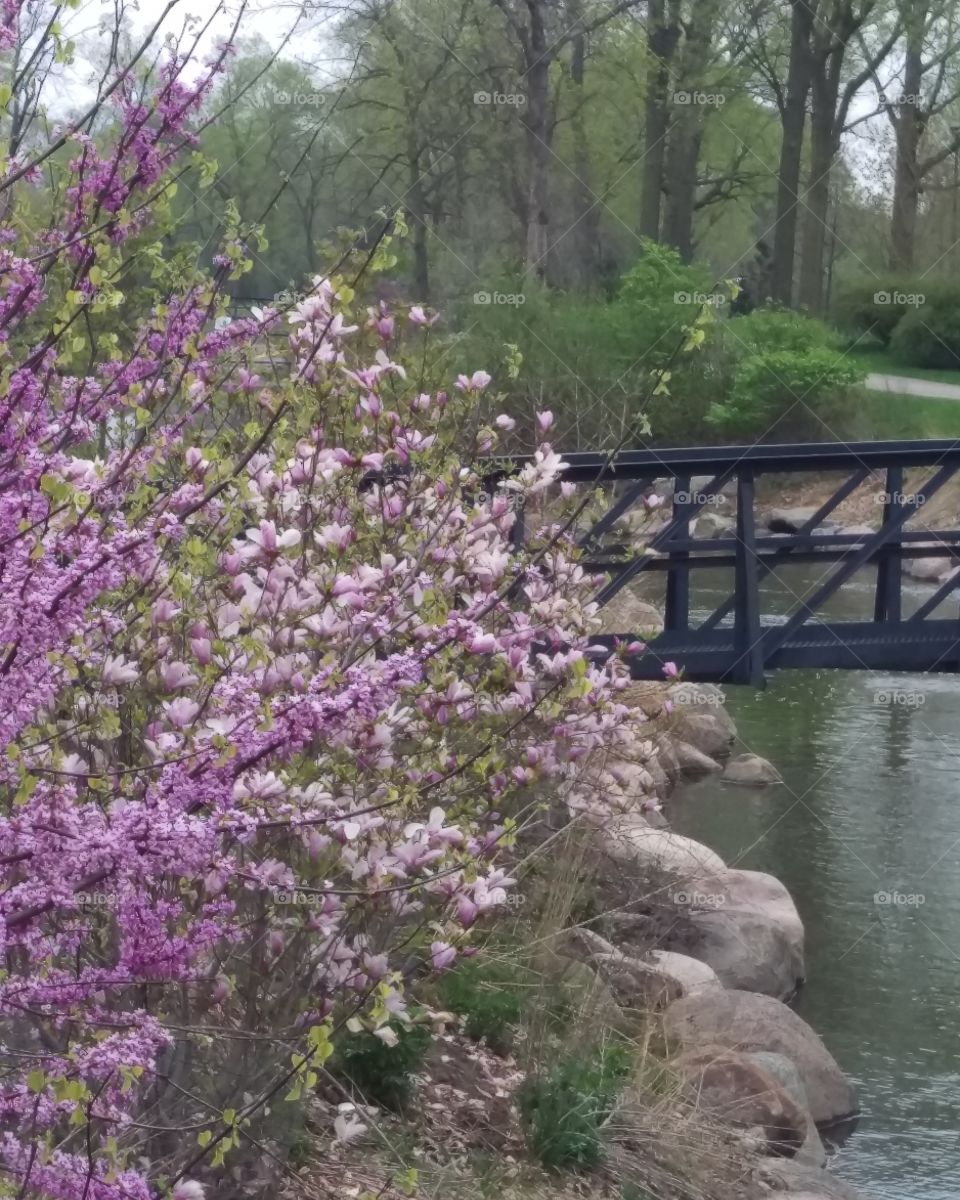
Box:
[499,439,960,685]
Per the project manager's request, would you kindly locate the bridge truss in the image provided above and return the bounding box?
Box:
[502,440,960,685]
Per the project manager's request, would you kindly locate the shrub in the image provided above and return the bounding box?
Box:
[0,16,650,1195]
[438,957,531,1054]
[707,346,864,439]
[333,1025,433,1109]
[518,1041,633,1168]
[726,306,840,354]
[890,297,960,369]
[834,276,918,345]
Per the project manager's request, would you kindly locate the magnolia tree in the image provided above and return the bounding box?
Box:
[0,4,648,1198]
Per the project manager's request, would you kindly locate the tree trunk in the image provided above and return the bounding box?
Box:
[797,91,835,312]
[570,22,601,285]
[406,138,430,300]
[522,0,551,281]
[772,0,816,305]
[639,0,680,240]
[662,120,703,260]
[662,0,717,261]
[889,13,925,271]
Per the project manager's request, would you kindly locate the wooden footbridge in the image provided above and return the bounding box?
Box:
[498,440,960,685]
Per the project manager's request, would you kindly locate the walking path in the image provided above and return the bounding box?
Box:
[865,372,960,401]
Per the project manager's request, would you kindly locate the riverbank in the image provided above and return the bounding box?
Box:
[565,676,871,1200]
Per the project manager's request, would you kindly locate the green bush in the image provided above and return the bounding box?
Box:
[518,1041,633,1168]
[727,306,840,354]
[890,297,960,369]
[333,1024,432,1110]
[437,957,530,1054]
[834,276,916,345]
[707,346,863,439]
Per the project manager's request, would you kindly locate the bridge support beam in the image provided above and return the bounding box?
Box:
[874,466,903,624]
[733,471,764,686]
[665,476,691,632]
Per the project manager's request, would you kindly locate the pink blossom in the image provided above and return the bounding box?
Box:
[431,941,457,970]
[455,370,492,393]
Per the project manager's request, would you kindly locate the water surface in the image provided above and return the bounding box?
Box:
[668,563,960,1199]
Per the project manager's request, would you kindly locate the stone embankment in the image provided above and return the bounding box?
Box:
[560,651,868,1199]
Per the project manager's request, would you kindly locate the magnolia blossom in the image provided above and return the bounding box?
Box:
[173,1183,205,1200]
[333,1105,367,1146]
[431,941,457,970]
[408,304,438,327]
[103,655,138,685]
[245,520,301,556]
[455,370,491,393]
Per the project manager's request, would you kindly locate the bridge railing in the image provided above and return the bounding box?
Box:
[490,439,960,684]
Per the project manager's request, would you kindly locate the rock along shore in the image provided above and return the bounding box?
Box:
[562,666,870,1200]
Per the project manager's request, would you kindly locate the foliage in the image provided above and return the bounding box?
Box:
[704,310,863,439]
[891,295,960,368]
[437,955,532,1053]
[334,1025,433,1109]
[0,7,654,1198]
[833,277,919,345]
[518,1040,633,1168]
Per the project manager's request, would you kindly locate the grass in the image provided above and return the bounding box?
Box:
[850,389,960,440]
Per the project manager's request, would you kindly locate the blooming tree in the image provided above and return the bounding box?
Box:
[0,5,645,1197]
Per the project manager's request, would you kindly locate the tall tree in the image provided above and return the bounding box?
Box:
[639,0,682,240]
[488,0,642,280]
[796,0,899,311]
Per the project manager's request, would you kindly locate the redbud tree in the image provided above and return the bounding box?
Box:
[0,4,644,1197]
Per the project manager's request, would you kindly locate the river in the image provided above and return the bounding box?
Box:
[666,561,960,1199]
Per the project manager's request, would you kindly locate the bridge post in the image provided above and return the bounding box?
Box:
[665,476,691,632]
[875,466,903,623]
[734,470,764,686]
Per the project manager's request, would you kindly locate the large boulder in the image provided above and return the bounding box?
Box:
[663,990,859,1134]
[673,1045,808,1157]
[748,1051,825,1168]
[603,818,726,880]
[553,928,682,1010]
[766,508,836,534]
[722,753,782,787]
[674,739,724,777]
[596,590,664,636]
[668,693,736,760]
[648,950,722,996]
[666,869,805,999]
[694,511,737,539]
[904,543,953,583]
[760,1159,870,1198]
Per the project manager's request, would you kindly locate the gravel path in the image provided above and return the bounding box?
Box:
[865,372,960,400]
